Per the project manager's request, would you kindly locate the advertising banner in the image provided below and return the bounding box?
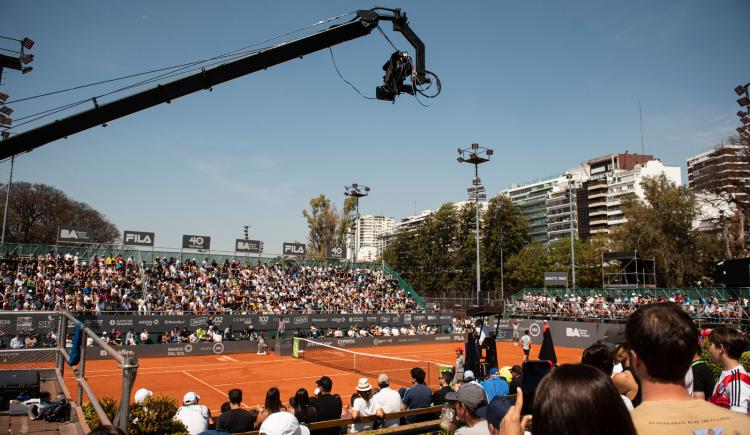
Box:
[544,272,568,287]
[282,242,306,256]
[326,246,345,259]
[182,235,211,250]
[58,227,93,243]
[124,230,155,247]
[235,239,262,253]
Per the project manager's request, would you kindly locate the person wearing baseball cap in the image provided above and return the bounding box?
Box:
[445,383,489,435]
[133,388,153,404]
[478,396,514,435]
[174,391,213,435]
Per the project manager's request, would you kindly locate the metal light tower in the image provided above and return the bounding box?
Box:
[457,143,492,306]
[344,183,370,262]
[566,173,577,289]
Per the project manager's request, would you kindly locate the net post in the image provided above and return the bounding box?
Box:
[56,312,68,376]
[76,335,87,406]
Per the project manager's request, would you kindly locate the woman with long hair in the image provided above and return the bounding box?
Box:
[255,387,287,429]
[501,364,636,435]
[290,388,317,425]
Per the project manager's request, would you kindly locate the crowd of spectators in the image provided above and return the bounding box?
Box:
[0,253,418,314]
[509,292,749,324]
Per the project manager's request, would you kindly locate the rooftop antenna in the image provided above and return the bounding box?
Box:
[639,100,645,155]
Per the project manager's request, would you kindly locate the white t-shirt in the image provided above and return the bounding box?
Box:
[351,397,375,432]
[520,335,531,350]
[371,387,402,428]
[174,404,210,435]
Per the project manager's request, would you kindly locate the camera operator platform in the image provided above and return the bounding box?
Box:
[465,305,505,378]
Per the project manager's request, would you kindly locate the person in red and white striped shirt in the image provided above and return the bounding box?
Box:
[708,327,750,414]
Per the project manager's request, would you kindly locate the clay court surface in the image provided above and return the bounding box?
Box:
[61,341,583,414]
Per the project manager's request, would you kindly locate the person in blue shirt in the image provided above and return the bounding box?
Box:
[479,368,509,402]
[401,367,433,423]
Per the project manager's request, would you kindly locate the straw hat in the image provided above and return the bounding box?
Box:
[356,378,373,392]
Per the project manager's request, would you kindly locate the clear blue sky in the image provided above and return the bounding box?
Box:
[1,1,748,253]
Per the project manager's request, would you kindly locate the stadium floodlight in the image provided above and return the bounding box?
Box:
[735,85,748,96]
[742,116,750,125]
[21,37,34,50]
[344,182,371,262]
[737,127,747,135]
[738,96,750,107]
[19,54,33,64]
[1,131,9,140]
[0,92,8,103]
[21,66,32,74]
[0,106,11,116]
[0,115,11,126]
[456,142,493,306]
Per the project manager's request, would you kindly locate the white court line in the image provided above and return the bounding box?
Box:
[182,370,250,409]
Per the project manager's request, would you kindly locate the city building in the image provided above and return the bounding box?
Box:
[353,215,395,261]
[503,175,569,243]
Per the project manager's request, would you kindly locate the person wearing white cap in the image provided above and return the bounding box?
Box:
[372,374,401,428]
[350,378,375,432]
[174,391,213,435]
[259,411,310,435]
[133,388,153,404]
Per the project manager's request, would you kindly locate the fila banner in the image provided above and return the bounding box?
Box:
[182,234,211,250]
[124,230,155,247]
[58,227,93,243]
[235,239,262,253]
[283,242,306,256]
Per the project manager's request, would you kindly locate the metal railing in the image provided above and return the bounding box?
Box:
[513,287,750,301]
[0,311,140,433]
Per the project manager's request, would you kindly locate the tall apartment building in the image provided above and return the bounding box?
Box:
[686,144,749,231]
[353,215,395,261]
[501,152,680,242]
[503,175,568,243]
[687,144,749,198]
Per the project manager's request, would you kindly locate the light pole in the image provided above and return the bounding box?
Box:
[344,183,370,262]
[457,143,492,306]
[566,173,577,289]
[1,155,14,244]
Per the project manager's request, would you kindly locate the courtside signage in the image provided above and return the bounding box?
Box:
[58,227,93,243]
[283,242,306,256]
[124,230,155,247]
[182,234,211,250]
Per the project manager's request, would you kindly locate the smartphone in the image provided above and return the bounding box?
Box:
[520,360,553,415]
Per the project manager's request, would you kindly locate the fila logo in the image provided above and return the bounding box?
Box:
[284,245,304,254]
[125,233,152,244]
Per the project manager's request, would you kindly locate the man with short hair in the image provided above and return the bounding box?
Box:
[216,388,254,433]
[310,376,342,435]
[372,373,401,428]
[481,396,514,435]
[432,370,455,406]
[445,383,489,435]
[519,330,531,361]
[627,303,749,433]
[402,367,433,423]
[174,392,213,435]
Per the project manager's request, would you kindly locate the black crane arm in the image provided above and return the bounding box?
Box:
[0,8,429,160]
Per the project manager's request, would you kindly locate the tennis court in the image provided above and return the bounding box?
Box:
[63,341,583,415]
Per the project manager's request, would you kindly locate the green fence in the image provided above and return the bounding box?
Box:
[514,287,750,301]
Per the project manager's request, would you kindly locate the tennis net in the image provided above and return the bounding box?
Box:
[293,337,450,387]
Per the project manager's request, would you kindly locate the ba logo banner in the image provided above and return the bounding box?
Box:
[283,242,306,256]
[236,239,262,253]
[182,235,211,250]
[124,231,155,247]
[58,227,93,243]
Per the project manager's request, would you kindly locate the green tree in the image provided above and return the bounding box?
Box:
[301,194,339,257]
[613,174,712,287]
[505,241,548,289]
[481,195,531,298]
[0,181,118,244]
